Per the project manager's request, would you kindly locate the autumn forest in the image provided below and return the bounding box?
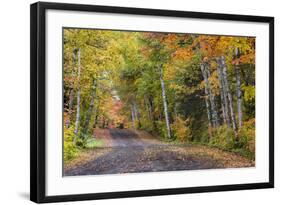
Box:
[63,28,255,176]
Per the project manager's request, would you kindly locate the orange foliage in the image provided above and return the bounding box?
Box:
[173,47,193,60]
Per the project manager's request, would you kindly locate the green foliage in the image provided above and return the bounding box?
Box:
[155,120,171,139]
[242,85,255,119]
[209,125,236,149]
[140,119,154,133]
[243,85,255,102]
[64,141,79,162]
[64,126,79,161]
[209,120,255,160]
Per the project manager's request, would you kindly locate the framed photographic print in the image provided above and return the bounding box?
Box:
[30,1,274,203]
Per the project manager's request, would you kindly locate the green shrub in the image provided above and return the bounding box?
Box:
[64,141,79,161]
[209,119,255,160]
[155,120,167,138]
[209,125,236,149]
[64,125,79,161]
[140,119,154,133]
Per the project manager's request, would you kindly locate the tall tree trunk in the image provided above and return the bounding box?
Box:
[220,56,238,136]
[200,63,219,128]
[205,63,219,127]
[73,48,81,145]
[201,64,212,128]
[133,102,141,128]
[66,49,77,128]
[159,65,172,139]
[82,79,97,137]
[218,83,226,124]
[191,35,215,128]
[144,97,152,121]
[234,48,243,128]
[216,59,231,128]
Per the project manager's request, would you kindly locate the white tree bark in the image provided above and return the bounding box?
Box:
[131,104,136,129]
[216,59,231,128]
[205,63,219,127]
[66,49,77,128]
[133,101,141,128]
[234,48,243,128]
[160,65,172,139]
[200,63,219,128]
[220,56,238,136]
[73,48,81,145]
[200,64,212,128]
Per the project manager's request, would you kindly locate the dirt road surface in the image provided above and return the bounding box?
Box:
[64,129,254,176]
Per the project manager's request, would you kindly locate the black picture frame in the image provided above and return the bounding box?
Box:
[30,1,274,203]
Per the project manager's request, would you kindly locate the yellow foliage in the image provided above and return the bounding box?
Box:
[163,63,176,81]
[171,116,192,142]
[173,47,193,60]
[208,70,220,96]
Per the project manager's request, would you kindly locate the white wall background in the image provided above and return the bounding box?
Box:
[0,0,279,204]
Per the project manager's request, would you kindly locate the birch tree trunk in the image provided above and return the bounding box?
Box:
[133,102,141,128]
[205,63,219,127]
[200,63,219,128]
[200,64,212,128]
[66,49,77,128]
[82,79,97,137]
[234,48,243,128]
[220,56,238,136]
[218,82,226,124]
[73,48,81,145]
[159,65,172,139]
[216,59,231,128]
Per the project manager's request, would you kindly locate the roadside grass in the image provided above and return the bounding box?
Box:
[64,137,105,164]
[85,137,104,149]
[157,136,255,161]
